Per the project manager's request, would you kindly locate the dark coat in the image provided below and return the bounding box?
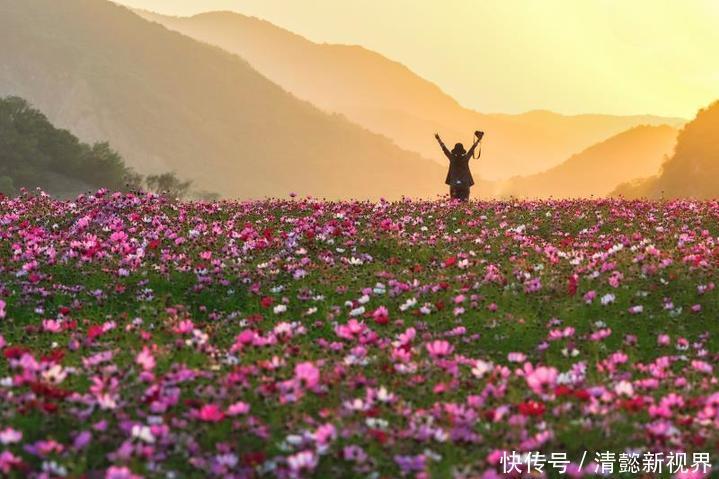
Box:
[440,141,479,187]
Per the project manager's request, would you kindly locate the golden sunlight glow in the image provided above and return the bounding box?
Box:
[114,0,718,118]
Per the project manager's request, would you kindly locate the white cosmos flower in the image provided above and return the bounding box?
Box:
[600,293,616,305]
[471,360,493,379]
[131,424,155,444]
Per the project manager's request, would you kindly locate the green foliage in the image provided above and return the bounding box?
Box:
[0,96,137,196]
[145,172,193,199]
[0,175,16,196]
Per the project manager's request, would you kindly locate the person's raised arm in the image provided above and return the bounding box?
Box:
[465,138,481,160]
[435,133,451,159]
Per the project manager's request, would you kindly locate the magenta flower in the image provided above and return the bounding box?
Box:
[197,404,225,422]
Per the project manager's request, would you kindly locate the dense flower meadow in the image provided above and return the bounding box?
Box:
[2,190,719,478]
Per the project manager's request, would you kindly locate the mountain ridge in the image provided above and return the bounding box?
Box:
[136,9,685,180]
[0,0,447,200]
[495,124,678,198]
[613,101,719,199]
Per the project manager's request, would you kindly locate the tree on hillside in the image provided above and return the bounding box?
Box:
[0,96,138,196]
[613,101,719,199]
[145,172,193,199]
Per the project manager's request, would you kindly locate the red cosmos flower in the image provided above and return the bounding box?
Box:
[30,382,70,400]
[62,320,77,331]
[363,407,381,418]
[3,346,30,360]
[443,256,457,267]
[574,389,590,401]
[368,429,388,444]
[87,325,104,341]
[567,275,578,296]
[621,397,644,412]
[41,402,58,413]
[555,385,573,397]
[518,400,545,417]
[242,452,266,467]
[260,296,273,308]
[40,349,65,364]
[691,434,706,447]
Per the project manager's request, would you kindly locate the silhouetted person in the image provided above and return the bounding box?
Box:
[435,131,483,201]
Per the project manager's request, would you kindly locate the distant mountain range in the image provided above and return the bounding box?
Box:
[0,0,446,200]
[495,125,678,198]
[614,101,719,199]
[136,10,685,181]
[0,1,695,200]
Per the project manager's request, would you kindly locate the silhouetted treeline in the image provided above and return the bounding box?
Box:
[0,96,210,200]
[614,101,719,199]
[0,96,139,196]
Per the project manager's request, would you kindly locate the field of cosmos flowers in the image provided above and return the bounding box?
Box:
[1,190,719,478]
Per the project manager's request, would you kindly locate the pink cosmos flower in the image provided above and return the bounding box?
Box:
[523,277,542,293]
[336,319,366,340]
[42,319,62,333]
[525,365,558,395]
[608,271,623,288]
[135,346,156,371]
[674,471,711,479]
[105,466,142,479]
[0,299,5,319]
[109,231,128,243]
[226,401,251,416]
[0,451,23,475]
[173,319,194,335]
[197,404,225,422]
[287,450,318,473]
[425,340,453,358]
[295,361,320,389]
[507,352,526,363]
[396,327,416,346]
[583,290,596,303]
[691,360,713,374]
[0,428,22,445]
[314,423,337,445]
[372,306,389,325]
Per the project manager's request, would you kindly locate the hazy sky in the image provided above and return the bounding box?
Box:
[114,0,719,118]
